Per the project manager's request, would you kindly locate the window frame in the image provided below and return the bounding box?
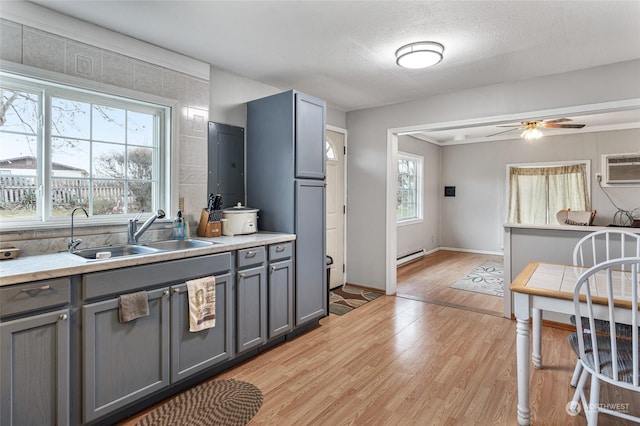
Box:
[0,65,176,230]
[396,151,424,226]
[505,160,591,225]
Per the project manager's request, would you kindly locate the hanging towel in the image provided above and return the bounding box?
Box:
[118,291,149,322]
[186,276,216,332]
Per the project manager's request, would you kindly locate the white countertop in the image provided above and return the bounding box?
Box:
[0,233,295,287]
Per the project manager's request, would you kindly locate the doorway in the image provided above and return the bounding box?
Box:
[326,127,346,289]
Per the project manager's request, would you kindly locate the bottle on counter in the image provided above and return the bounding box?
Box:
[173,210,185,240]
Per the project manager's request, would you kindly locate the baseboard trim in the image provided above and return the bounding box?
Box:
[439,246,504,256]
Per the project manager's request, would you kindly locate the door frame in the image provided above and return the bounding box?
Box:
[327,124,347,288]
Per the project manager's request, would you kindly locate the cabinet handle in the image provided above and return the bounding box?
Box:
[271,265,277,273]
[276,245,285,252]
[239,273,246,279]
[173,288,180,294]
[21,284,51,293]
[163,290,170,296]
[245,251,257,258]
[59,313,68,321]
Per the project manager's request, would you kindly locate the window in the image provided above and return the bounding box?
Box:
[397,152,423,223]
[507,162,590,225]
[326,139,336,161]
[0,72,169,225]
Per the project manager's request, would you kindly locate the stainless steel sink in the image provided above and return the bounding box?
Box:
[143,238,215,251]
[71,244,162,260]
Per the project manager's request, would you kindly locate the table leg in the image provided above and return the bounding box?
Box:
[514,293,531,426]
[532,308,542,369]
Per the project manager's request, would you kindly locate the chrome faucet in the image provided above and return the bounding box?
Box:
[127,209,166,244]
[68,207,89,252]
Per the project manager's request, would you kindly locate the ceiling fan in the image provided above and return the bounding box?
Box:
[487,118,586,140]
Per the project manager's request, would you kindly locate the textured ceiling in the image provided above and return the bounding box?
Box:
[27,0,640,113]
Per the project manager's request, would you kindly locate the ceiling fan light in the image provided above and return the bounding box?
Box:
[521,127,543,140]
[396,41,444,69]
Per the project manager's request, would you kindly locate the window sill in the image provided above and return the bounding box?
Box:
[397,218,424,227]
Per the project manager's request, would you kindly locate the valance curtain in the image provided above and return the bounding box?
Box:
[508,164,590,225]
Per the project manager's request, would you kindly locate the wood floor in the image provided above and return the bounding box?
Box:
[119,251,638,425]
[397,250,504,315]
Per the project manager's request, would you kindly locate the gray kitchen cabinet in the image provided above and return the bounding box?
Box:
[0,308,70,426]
[247,90,327,328]
[82,287,170,423]
[81,252,232,423]
[208,122,245,207]
[268,242,294,338]
[235,247,267,353]
[170,272,233,382]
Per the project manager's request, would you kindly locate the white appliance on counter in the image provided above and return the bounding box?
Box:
[222,203,259,236]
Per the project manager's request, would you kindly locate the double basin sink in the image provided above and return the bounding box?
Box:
[70,239,217,261]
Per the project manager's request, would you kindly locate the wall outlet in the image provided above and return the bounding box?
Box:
[595,173,602,182]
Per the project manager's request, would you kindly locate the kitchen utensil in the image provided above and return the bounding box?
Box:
[222,203,259,236]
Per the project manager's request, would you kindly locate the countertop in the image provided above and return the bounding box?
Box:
[0,232,296,287]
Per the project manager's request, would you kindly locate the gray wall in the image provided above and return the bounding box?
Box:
[397,135,441,257]
[440,128,640,253]
[209,67,346,129]
[346,60,640,291]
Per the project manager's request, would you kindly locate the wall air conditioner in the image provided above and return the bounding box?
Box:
[603,153,640,185]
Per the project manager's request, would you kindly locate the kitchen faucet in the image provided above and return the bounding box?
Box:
[127,209,166,244]
[68,207,89,252]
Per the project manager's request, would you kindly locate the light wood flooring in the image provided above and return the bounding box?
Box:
[119,299,638,425]
[397,250,505,315]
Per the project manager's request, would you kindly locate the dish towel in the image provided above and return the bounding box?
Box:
[186,276,216,332]
[118,291,149,322]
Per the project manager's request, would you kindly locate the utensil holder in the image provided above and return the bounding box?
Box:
[196,209,222,237]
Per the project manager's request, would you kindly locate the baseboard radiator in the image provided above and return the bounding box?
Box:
[396,248,426,267]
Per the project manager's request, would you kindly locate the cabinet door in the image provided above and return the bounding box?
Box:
[295,180,327,325]
[82,288,170,423]
[295,92,326,180]
[236,265,267,353]
[208,122,245,207]
[0,309,70,426]
[268,259,293,338]
[170,273,233,383]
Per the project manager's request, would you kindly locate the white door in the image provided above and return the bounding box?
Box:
[326,129,345,289]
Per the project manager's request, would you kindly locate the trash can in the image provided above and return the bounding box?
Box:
[326,255,333,315]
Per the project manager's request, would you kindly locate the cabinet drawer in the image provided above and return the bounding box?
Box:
[269,242,293,261]
[0,278,71,317]
[237,246,266,269]
[83,252,232,300]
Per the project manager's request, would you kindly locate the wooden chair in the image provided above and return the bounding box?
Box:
[569,230,640,389]
[566,257,640,424]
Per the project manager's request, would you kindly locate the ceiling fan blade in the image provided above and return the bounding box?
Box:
[542,123,585,129]
[496,124,524,128]
[486,128,519,137]
[542,118,572,124]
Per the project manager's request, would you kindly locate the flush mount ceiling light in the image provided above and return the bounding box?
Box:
[395,41,444,69]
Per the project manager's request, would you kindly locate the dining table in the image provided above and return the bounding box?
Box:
[510,261,637,426]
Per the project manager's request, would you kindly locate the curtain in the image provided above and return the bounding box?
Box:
[508,164,589,225]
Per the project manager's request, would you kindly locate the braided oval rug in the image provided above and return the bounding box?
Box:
[136,379,263,426]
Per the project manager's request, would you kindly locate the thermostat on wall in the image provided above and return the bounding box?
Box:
[444,186,456,197]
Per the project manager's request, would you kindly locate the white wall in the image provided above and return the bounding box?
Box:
[346,60,640,292]
[396,135,440,258]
